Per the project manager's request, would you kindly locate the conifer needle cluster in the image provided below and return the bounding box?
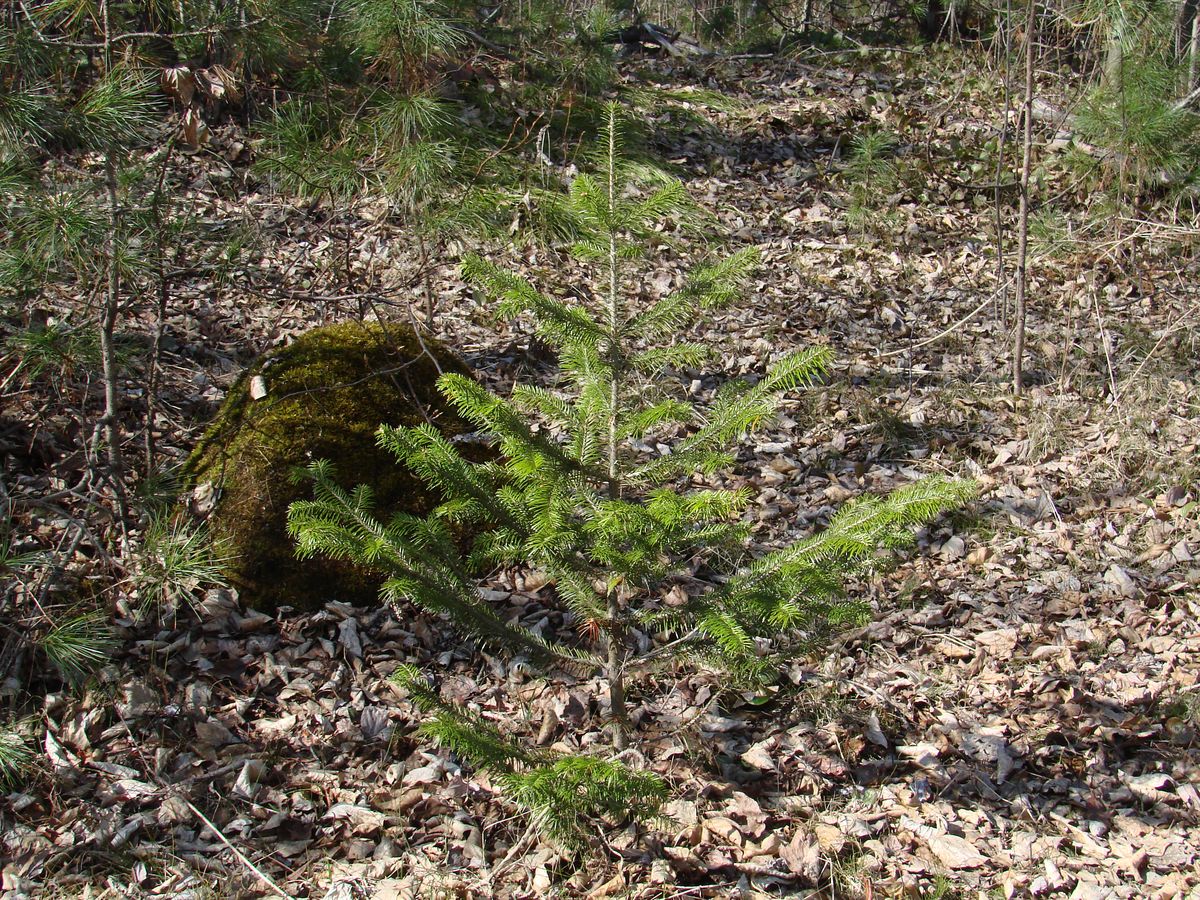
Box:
[288,103,975,843]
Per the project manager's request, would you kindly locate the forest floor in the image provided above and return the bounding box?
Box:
[3,45,1200,900]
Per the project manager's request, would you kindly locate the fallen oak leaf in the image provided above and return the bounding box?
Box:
[324,803,385,835]
[926,831,989,870]
[780,828,820,882]
[901,817,988,870]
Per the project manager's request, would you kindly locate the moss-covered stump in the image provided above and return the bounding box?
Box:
[183,321,473,611]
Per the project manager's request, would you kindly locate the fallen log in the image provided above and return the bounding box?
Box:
[604,23,709,57]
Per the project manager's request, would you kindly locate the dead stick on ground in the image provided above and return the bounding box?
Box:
[113,716,297,899]
[1119,298,1200,396]
[183,799,299,900]
[490,821,539,881]
[1091,288,1120,401]
[878,281,1011,359]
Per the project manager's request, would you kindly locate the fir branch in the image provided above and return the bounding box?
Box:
[627,247,760,341]
[628,343,712,373]
[377,423,515,528]
[462,254,607,349]
[435,372,591,479]
[719,477,978,605]
[498,754,667,847]
[616,399,693,440]
[392,664,666,847]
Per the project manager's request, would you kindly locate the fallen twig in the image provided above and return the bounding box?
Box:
[878,281,1012,359]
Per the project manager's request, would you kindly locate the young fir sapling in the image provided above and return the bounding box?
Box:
[287,103,974,842]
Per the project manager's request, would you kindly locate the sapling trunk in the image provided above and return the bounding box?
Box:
[145,139,177,474]
[606,596,628,751]
[101,155,129,526]
[603,121,629,751]
[95,0,130,527]
[1013,0,1034,397]
[419,232,436,325]
[994,0,1012,328]
[1191,14,1200,91]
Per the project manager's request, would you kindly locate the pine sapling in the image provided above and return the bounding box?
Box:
[289,103,975,842]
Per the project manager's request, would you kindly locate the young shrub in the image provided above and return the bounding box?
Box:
[288,103,975,843]
[843,127,902,238]
[4,321,102,384]
[254,0,485,321]
[1075,0,1200,196]
[1076,53,1200,192]
[0,494,117,780]
[0,723,34,787]
[131,516,232,617]
[38,612,117,684]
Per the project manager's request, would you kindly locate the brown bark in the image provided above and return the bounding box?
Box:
[1013,0,1035,396]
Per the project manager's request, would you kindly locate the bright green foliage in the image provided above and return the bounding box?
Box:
[0,493,114,789]
[132,517,233,616]
[39,612,117,684]
[347,0,465,65]
[288,104,974,841]
[1076,56,1200,189]
[393,665,667,845]
[255,0,470,218]
[3,0,319,96]
[0,497,42,576]
[0,723,34,787]
[0,65,157,310]
[844,128,902,237]
[494,0,619,120]
[846,128,898,193]
[0,30,158,156]
[1074,0,1200,193]
[252,0,506,318]
[256,94,477,232]
[70,68,160,149]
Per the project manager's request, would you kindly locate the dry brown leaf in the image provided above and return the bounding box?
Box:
[925,832,988,870]
[781,828,821,881]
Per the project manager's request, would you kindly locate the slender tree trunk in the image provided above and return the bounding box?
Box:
[995,0,1012,328]
[1190,12,1200,91]
[1104,38,1123,90]
[603,113,628,752]
[1177,0,1192,57]
[418,232,436,325]
[605,595,628,751]
[97,0,129,525]
[145,139,176,474]
[1013,0,1035,396]
[1175,0,1199,86]
[101,159,131,526]
[604,239,628,751]
[1103,2,1126,91]
[922,0,945,40]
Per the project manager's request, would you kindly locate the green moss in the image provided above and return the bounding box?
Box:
[182,321,472,611]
